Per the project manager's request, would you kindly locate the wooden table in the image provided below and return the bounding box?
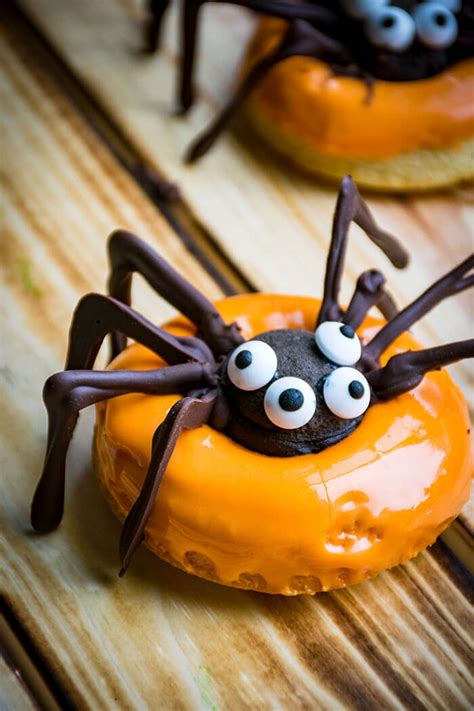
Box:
[1,1,473,708]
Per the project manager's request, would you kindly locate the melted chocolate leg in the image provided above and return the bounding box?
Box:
[344,270,388,329]
[144,0,171,53]
[178,0,205,113]
[365,254,474,361]
[317,176,408,326]
[344,270,398,330]
[65,293,205,370]
[185,20,344,162]
[119,390,217,574]
[368,340,474,401]
[107,230,243,357]
[31,365,211,533]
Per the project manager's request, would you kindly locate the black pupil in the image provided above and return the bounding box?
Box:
[279,388,304,412]
[349,380,364,400]
[435,12,447,27]
[340,324,355,339]
[381,16,395,29]
[235,350,252,369]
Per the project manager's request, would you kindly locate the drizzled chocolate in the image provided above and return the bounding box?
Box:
[31,177,473,575]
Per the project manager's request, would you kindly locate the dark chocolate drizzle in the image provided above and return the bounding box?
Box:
[144,0,171,54]
[365,254,474,362]
[31,178,473,575]
[119,389,218,573]
[107,230,243,358]
[317,175,408,326]
[31,364,216,533]
[368,339,474,401]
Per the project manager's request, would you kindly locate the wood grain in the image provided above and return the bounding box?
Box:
[1,4,473,710]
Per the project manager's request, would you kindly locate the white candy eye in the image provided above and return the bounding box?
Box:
[227,340,277,391]
[365,7,416,51]
[323,368,371,420]
[340,0,389,19]
[315,321,362,366]
[414,3,458,48]
[264,377,316,430]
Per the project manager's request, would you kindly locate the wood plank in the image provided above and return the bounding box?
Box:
[1,6,473,711]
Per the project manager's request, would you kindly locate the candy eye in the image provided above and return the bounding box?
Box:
[323,368,371,420]
[414,3,458,48]
[315,321,362,366]
[365,7,416,52]
[264,377,316,430]
[227,340,277,391]
[340,0,389,20]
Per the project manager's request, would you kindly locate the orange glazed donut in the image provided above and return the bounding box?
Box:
[152,2,474,191]
[239,18,474,191]
[95,294,471,594]
[31,177,473,594]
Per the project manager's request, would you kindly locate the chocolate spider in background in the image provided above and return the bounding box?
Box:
[144,0,474,159]
[31,176,474,573]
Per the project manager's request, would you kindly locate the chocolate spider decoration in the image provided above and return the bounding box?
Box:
[145,0,474,160]
[31,176,474,574]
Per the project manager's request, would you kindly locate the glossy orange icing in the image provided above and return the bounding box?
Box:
[244,19,474,159]
[95,294,471,594]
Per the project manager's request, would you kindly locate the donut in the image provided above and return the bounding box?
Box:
[238,17,474,191]
[94,295,471,594]
[31,176,473,594]
[146,0,474,191]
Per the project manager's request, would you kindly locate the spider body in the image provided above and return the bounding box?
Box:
[31,176,473,575]
[221,328,363,456]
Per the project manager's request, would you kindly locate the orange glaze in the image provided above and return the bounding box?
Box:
[96,294,472,594]
[244,19,474,159]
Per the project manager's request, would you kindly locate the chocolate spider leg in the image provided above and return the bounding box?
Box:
[144,0,171,53]
[368,340,474,401]
[65,293,206,371]
[365,254,474,361]
[31,365,213,533]
[317,175,409,326]
[107,230,243,357]
[118,390,217,574]
[185,20,344,162]
[178,0,205,113]
[343,270,398,329]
